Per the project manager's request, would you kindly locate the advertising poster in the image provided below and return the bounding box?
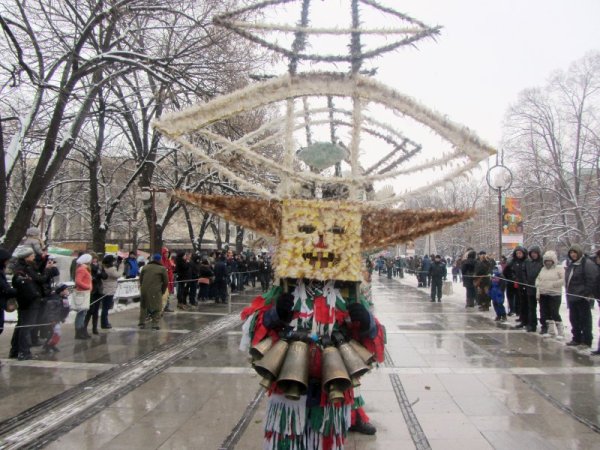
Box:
[502,197,523,248]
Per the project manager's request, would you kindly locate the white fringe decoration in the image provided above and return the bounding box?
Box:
[239,315,254,353]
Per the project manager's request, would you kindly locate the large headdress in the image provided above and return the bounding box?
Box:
[153,0,494,281]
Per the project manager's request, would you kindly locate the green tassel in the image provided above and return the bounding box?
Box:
[263,285,282,305]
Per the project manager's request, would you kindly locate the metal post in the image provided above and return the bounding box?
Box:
[150,191,156,255]
[498,187,503,260]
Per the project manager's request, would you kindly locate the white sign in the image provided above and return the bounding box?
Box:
[115,278,140,299]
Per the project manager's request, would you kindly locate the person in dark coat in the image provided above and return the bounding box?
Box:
[10,247,55,360]
[428,255,447,302]
[175,251,193,310]
[188,254,201,306]
[258,256,272,292]
[139,254,168,330]
[0,248,18,341]
[524,246,543,332]
[461,250,477,308]
[421,255,432,287]
[248,256,259,287]
[84,254,107,335]
[565,244,600,350]
[213,255,229,303]
[503,246,528,328]
[474,252,493,311]
[198,259,214,302]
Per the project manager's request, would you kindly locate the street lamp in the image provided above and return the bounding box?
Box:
[486,164,513,260]
[141,187,168,255]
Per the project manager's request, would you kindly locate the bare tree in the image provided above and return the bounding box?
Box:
[503,52,600,251]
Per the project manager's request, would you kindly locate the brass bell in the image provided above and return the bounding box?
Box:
[338,342,370,386]
[253,340,289,389]
[321,346,352,401]
[250,336,274,361]
[276,341,309,400]
[348,339,375,365]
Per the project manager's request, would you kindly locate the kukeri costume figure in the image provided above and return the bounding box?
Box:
[173,193,471,450]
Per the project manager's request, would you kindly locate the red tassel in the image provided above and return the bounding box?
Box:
[241,295,266,320]
[314,296,331,323]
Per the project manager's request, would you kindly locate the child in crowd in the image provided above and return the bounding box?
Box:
[42,284,71,353]
[489,268,507,322]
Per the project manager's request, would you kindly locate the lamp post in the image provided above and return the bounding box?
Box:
[140,187,167,255]
[486,164,513,260]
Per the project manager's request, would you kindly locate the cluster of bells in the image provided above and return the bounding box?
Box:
[250,333,375,401]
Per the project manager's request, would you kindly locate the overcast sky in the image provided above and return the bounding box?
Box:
[373,0,600,147]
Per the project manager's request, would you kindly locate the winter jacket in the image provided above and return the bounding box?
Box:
[43,293,68,323]
[565,244,600,303]
[1,249,17,334]
[503,246,528,285]
[213,259,228,282]
[11,259,51,310]
[140,261,168,312]
[123,257,139,278]
[461,251,477,287]
[75,265,92,291]
[198,263,214,279]
[175,253,192,281]
[474,257,493,288]
[91,262,108,295]
[103,266,120,296]
[429,261,447,281]
[489,269,504,303]
[535,251,564,298]
[524,246,543,295]
[421,256,432,273]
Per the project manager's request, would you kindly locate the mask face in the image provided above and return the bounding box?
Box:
[276,199,362,281]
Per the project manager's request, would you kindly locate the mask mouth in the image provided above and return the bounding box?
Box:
[302,251,340,269]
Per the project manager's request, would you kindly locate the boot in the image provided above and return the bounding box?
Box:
[546,320,557,338]
[555,321,565,340]
[92,316,99,335]
[83,314,91,336]
[75,329,86,340]
[348,415,377,435]
[540,321,550,337]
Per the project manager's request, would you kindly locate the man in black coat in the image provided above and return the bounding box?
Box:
[524,246,543,332]
[429,255,447,302]
[461,250,477,308]
[565,244,600,350]
[503,246,528,329]
[175,251,193,310]
[213,255,229,304]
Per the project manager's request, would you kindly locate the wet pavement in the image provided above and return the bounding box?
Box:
[0,278,599,449]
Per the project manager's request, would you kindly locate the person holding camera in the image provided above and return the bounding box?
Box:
[10,247,55,360]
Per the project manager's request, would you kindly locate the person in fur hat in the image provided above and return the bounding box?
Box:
[535,251,564,338]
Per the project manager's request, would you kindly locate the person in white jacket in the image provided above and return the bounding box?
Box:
[535,250,565,338]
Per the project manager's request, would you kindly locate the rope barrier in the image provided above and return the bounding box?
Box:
[397,267,599,302]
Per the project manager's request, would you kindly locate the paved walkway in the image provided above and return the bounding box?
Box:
[0,278,599,449]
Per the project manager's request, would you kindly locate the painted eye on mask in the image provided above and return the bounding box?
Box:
[328,226,345,234]
[298,224,316,234]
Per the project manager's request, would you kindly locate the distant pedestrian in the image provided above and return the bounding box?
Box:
[489,267,507,321]
[41,284,70,354]
[138,254,168,330]
[101,255,120,329]
[122,252,139,279]
[429,255,447,302]
[74,253,93,340]
[461,250,477,308]
[524,246,543,332]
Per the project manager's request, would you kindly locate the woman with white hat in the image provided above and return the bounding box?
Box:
[74,253,92,339]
